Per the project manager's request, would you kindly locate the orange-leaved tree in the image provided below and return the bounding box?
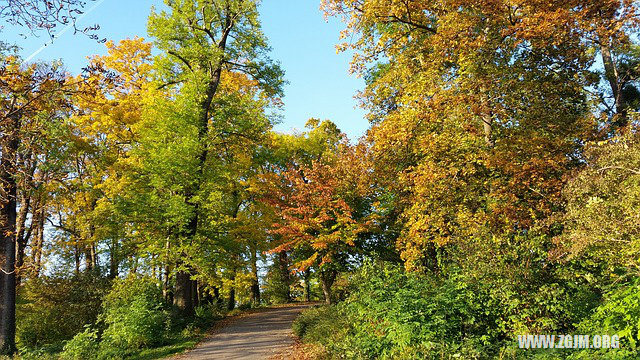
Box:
[267,138,373,304]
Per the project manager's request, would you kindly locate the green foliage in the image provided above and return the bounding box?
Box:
[262,261,292,304]
[293,306,345,344]
[339,262,498,359]
[453,233,602,336]
[99,276,169,351]
[560,127,640,282]
[17,274,110,349]
[59,328,100,360]
[294,262,500,359]
[192,304,224,329]
[294,259,606,359]
[565,280,640,359]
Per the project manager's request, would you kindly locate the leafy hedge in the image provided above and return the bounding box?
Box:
[293,261,640,359]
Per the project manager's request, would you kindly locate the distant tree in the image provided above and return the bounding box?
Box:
[267,137,373,304]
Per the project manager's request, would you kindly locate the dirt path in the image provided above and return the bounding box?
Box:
[171,304,311,360]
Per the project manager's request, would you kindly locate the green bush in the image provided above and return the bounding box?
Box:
[60,327,99,360]
[293,261,502,359]
[339,263,497,359]
[192,304,224,329]
[293,305,345,344]
[99,276,169,351]
[564,280,640,359]
[17,273,110,349]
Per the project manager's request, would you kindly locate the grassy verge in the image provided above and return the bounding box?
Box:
[290,305,344,360]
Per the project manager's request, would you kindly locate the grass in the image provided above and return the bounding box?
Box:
[127,333,202,360]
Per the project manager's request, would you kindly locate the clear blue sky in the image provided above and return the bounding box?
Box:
[2,0,369,140]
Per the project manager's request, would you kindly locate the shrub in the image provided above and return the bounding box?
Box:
[338,263,497,359]
[565,280,640,359]
[293,305,345,344]
[293,261,501,359]
[59,327,99,360]
[192,304,224,329]
[99,276,169,351]
[17,273,110,349]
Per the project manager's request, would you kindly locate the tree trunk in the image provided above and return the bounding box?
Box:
[27,202,44,279]
[319,269,337,305]
[84,247,95,272]
[213,286,222,306]
[250,281,260,305]
[0,110,19,355]
[250,247,260,305]
[162,240,171,301]
[174,270,193,315]
[227,287,236,311]
[479,90,494,148]
[74,242,80,275]
[131,256,138,275]
[303,269,311,302]
[174,27,231,317]
[191,279,199,309]
[601,42,623,115]
[227,268,236,311]
[109,238,119,279]
[601,41,628,129]
[163,269,171,302]
[14,190,30,286]
[32,213,44,278]
[278,251,291,303]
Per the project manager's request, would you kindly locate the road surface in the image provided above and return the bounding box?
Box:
[173,304,310,360]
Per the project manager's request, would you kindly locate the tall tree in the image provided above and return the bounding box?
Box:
[144,0,283,313]
[0,56,72,355]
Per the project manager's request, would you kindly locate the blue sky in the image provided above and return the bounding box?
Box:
[2,0,369,140]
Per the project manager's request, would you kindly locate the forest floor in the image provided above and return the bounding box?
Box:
[167,303,313,360]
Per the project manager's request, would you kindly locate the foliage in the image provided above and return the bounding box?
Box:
[59,327,100,360]
[568,280,640,359]
[5,0,640,358]
[293,305,346,345]
[269,139,372,271]
[262,260,294,304]
[319,0,639,273]
[192,304,224,330]
[558,125,640,283]
[99,276,169,351]
[295,259,604,359]
[340,262,501,359]
[16,274,110,349]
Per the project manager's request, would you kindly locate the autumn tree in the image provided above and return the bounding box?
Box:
[0,56,74,355]
[44,38,154,279]
[263,125,373,304]
[320,0,640,273]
